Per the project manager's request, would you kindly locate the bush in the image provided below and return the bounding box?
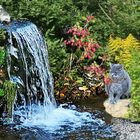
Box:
[127,50,140,122]
[83,0,140,46]
[54,15,108,101]
[108,34,140,68]
[46,36,69,77]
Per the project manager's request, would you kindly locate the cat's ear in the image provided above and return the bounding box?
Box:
[120,64,124,68]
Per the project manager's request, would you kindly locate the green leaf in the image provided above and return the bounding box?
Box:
[0,89,4,96]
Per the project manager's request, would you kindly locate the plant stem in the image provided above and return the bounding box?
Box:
[69,53,73,72]
[98,3,116,25]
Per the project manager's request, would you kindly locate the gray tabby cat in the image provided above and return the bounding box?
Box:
[105,64,131,104]
[0,5,10,23]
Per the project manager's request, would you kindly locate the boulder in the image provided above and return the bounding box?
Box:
[104,99,131,118]
[0,5,11,23]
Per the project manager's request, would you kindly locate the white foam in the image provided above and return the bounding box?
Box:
[15,105,104,131]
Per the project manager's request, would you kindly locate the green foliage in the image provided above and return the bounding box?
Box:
[0,88,4,96]
[0,29,7,66]
[0,0,139,43]
[82,0,140,46]
[46,36,69,76]
[3,81,16,118]
[0,0,87,37]
[0,29,6,42]
[108,34,140,68]
[127,50,140,122]
[0,47,6,66]
[106,0,140,38]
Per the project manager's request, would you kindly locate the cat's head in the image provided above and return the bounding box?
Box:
[109,63,125,81]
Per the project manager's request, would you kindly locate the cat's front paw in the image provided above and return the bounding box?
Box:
[109,99,116,104]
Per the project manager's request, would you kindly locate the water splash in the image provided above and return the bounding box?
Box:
[20,105,104,130]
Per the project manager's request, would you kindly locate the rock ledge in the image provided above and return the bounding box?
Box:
[104,99,130,118]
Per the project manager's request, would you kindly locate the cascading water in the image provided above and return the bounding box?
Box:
[0,21,116,139]
[6,21,56,122]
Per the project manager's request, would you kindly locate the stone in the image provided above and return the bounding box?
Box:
[0,5,11,23]
[103,99,131,118]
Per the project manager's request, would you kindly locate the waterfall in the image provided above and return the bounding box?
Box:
[5,21,56,121]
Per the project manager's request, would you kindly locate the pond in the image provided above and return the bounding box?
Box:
[0,95,116,140]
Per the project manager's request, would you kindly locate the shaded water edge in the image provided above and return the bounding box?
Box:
[75,94,112,124]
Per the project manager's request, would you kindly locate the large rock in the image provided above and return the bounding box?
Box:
[104,99,131,118]
[0,5,11,23]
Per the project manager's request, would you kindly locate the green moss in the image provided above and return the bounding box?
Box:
[3,81,17,118]
[0,48,6,66]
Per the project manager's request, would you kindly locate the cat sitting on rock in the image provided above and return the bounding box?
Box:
[105,64,131,104]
